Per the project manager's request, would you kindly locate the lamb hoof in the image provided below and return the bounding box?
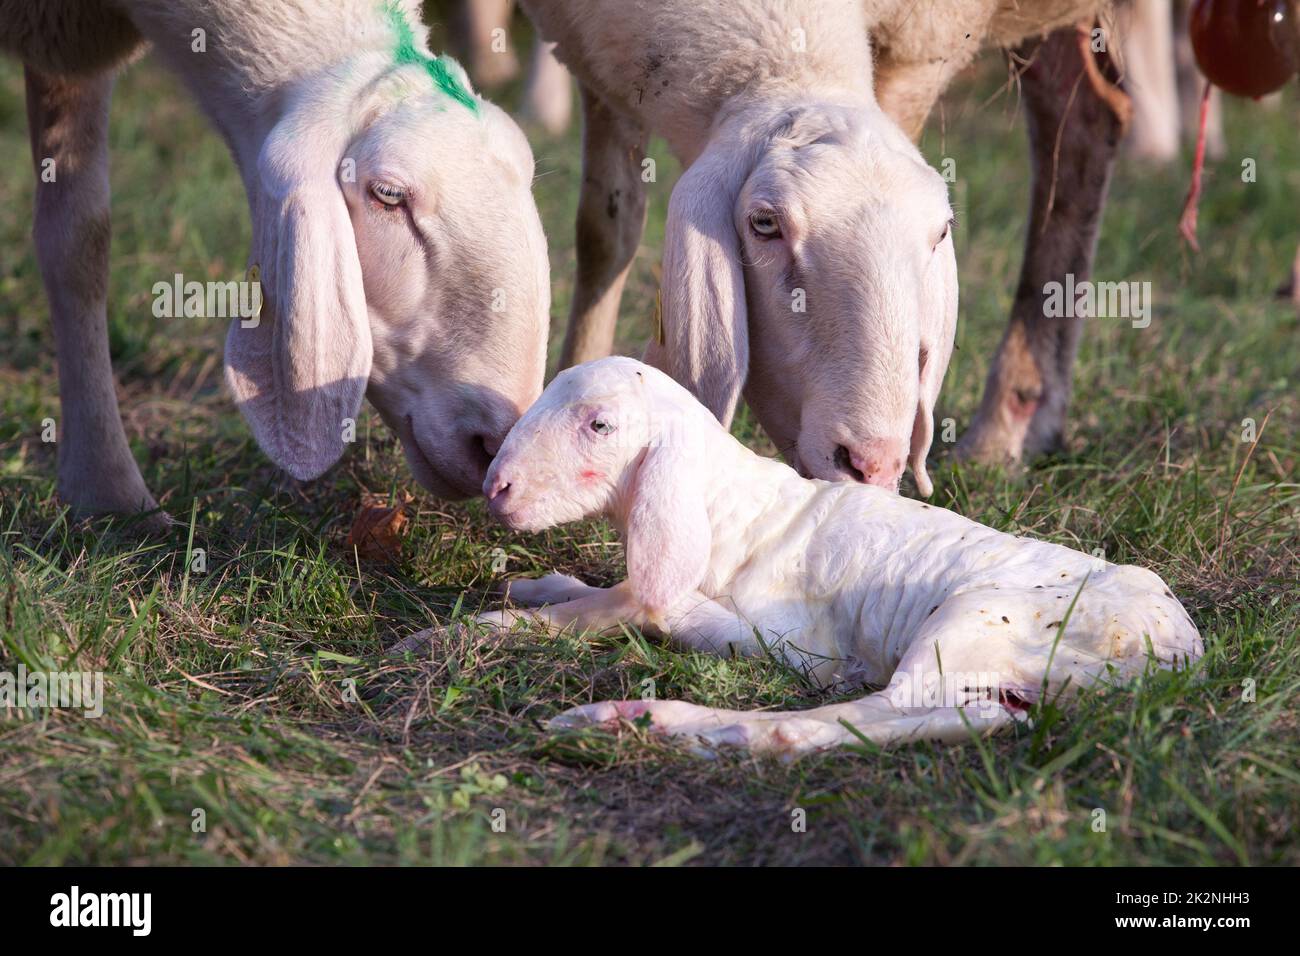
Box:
[502,573,587,606]
[472,608,537,631]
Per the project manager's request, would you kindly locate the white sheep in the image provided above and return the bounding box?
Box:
[0,0,551,523]
[476,357,1203,756]
[521,0,961,495]
[527,0,1187,488]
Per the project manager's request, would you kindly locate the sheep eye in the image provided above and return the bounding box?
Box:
[933,217,955,251]
[590,419,615,435]
[749,210,781,238]
[370,182,406,207]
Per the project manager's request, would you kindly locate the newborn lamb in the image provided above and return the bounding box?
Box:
[478,358,1203,756]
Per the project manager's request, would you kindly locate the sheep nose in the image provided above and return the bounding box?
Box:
[483,470,512,504]
[838,438,907,488]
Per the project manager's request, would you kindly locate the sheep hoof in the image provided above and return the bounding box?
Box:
[64,505,175,538]
[471,608,537,631]
[502,573,588,606]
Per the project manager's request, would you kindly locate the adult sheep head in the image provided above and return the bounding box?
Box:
[226,36,549,498]
[649,100,957,496]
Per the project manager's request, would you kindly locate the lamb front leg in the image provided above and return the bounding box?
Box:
[476,580,644,632]
[956,26,1128,465]
[546,591,876,753]
[479,583,766,659]
[26,68,166,528]
[501,572,599,607]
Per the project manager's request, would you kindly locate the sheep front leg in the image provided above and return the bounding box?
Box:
[500,572,599,606]
[477,580,644,633]
[956,26,1128,465]
[559,86,648,368]
[26,68,166,528]
[479,583,767,659]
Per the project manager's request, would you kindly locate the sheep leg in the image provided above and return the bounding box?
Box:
[522,38,572,136]
[478,583,768,660]
[552,571,1200,756]
[25,68,166,528]
[550,682,1016,755]
[501,572,597,606]
[560,85,648,368]
[475,580,643,632]
[549,591,1025,756]
[955,26,1127,465]
[456,0,520,89]
[549,693,1014,757]
[1122,0,1180,163]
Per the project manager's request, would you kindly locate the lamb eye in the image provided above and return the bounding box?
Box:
[749,210,781,238]
[370,182,406,207]
[590,419,615,435]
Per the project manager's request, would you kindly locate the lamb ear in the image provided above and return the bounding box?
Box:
[910,236,959,497]
[224,115,373,480]
[624,443,711,618]
[659,130,752,427]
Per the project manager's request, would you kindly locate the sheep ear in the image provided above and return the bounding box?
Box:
[659,132,751,427]
[910,237,958,497]
[224,117,372,481]
[624,443,711,617]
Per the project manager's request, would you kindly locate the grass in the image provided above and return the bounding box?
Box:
[0,18,1297,864]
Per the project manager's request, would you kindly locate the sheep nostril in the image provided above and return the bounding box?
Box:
[834,445,865,482]
[841,438,907,488]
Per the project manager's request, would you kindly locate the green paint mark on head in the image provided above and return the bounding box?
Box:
[383,2,478,113]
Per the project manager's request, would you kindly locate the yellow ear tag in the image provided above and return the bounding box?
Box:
[654,287,665,346]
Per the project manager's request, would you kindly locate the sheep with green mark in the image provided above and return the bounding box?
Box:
[383,1,479,112]
[0,0,551,523]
